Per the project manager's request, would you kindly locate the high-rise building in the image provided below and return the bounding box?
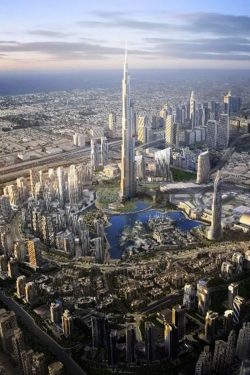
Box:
[225,330,236,368]
[138,116,150,144]
[212,340,227,374]
[11,328,25,368]
[50,302,61,325]
[126,324,137,363]
[164,323,178,359]
[94,237,105,264]
[91,315,108,349]
[217,113,229,149]
[183,283,196,310]
[228,283,239,309]
[32,352,46,375]
[120,49,136,201]
[236,323,250,360]
[233,295,245,326]
[204,311,218,342]
[21,349,34,375]
[7,258,18,278]
[100,137,109,167]
[223,310,233,334]
[107,330,117,367]
[16,275,26,298]
[195,346,212,375]
[190,91,197,129]
[197,280,210,316]
[207,171,222,241]
[154,147,171,180]
[0,196,12,220]
[73,133,85,147]
[67,164,80,205]
[0,255,8,272]
[172,305,186,340]
[135,155,145,180]
[62,310,73,338]
[108,113,117,135]
[30,169,40,198]
[81,229,90,256]
[48,361,64,375]
[145,322,155,363]
[206,120,217,149]
[90,139,99,172]
[28,238,42,270]
[224,91,241,116]
[197,151,210,184]
[25,282,37,305]
[56,167,65,205]
[0,309,18,353]
[165,115,178,146]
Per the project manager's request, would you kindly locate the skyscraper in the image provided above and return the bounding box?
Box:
[217,113,229,149]
[0,309,18,353]
[228,283,239,309]
[172,305,186,340]
[164,323,178,359]
[212,340,227,374]
[56,167,65,205]
[90,139,99,173]
[67,164,80,205]
[236,323,250,360]
[138,116,150,144]
[108,112,117,136]
[204,310,218,342]
[206,120,217,149]
[197,151,210,184]
[165,114,178,146]
[62,310,73,338]
[197,280,210,316]
[190,91,197,129]
[207,171,222,241]
[100,137,109,167]
[223,310,233,334]
[183,283,196,310]
[28,238,42,270]
[145,322,155,363]
[16,275,26,299]
[233,295,245,326]
[195,346,212,375]
[126,324,137,363]
[120,49,136,201]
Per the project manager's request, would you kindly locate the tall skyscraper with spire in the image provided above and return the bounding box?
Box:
[207,170,222,240]
[120,49,136,201]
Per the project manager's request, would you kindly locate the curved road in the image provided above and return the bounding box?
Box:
[0,290,87,375]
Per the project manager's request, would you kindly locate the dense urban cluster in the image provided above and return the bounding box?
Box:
[0,58,249,375]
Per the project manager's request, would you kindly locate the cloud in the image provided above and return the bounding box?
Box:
[179,13,250,36]
[27,30,72,38]
[0,40,153,60]
[81,11,250,37]
[145,37,250,60]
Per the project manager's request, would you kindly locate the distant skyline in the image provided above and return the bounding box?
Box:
[0,0,250,71]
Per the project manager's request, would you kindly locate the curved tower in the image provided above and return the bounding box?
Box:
[120,49,136,201]
[207,170,222,240]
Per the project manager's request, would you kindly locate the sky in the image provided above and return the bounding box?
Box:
[0,0,250,71]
